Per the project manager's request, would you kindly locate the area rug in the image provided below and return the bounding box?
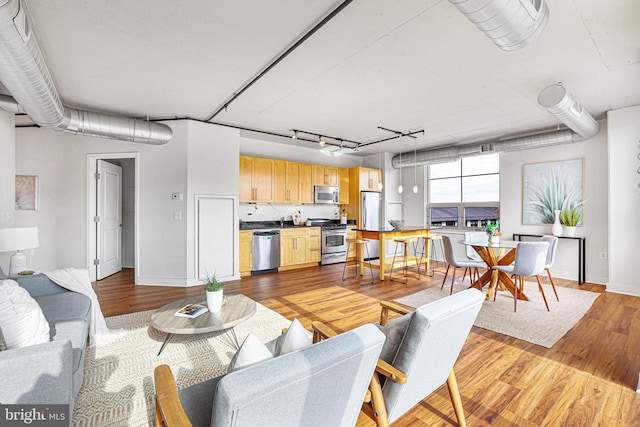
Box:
[72,302,291,427]
[395,283,600,348]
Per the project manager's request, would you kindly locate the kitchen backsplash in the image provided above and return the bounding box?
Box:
[240,203,341,222]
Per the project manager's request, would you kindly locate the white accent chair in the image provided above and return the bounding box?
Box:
[362,289,485,427]
[463,231,488,282]
[493,241,550,312]
[154,323,384,427]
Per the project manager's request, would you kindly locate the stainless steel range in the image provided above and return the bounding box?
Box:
[308,218,348,265]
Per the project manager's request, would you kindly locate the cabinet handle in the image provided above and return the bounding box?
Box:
[294,237,297,250]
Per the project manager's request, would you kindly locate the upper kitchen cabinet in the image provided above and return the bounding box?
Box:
[357,167,382,191]
[299,163,314,203]
[313,165,339,187]
[274,160,300,203]
[240,156,274,202]
[339,168,349,205]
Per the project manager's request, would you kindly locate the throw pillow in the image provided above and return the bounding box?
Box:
[272,318,310,356]
[0,326,6,351]
[0,279,50,349]
[0,265,6,280]
[227,333,273,373]
[379,313,413,364]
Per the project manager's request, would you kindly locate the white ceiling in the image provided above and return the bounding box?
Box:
[20,0,640,154]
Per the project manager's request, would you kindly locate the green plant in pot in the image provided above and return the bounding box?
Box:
[485,221,501,244]
[559,208,581,237]
[204,272,224,312]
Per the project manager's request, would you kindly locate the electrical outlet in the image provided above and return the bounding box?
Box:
[171,192,183,201]
[599,252,607,259]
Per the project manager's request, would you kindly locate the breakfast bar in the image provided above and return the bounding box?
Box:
[355,227,433,280]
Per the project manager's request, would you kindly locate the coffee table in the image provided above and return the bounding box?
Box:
[150,294,257,355]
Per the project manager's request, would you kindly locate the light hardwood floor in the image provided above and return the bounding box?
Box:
[94,263,640,426]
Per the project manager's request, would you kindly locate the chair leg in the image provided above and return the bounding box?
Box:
[441,265,451,289]
[361,243,374,286]
[462,267,469,283]
[546,268,559,301]
[449,267,457,295]
[536,275,550,311]
[513,276,518,312]
[367,373,389,427]
[446,369,467,427]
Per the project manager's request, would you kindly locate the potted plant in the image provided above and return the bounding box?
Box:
[486,221,501,244]
[559,208,581,237]
[204,272,224,312]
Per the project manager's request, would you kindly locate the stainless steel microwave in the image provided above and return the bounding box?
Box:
[314,186,340,204]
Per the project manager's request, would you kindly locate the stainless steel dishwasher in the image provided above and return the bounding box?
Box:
[252,229,281,273]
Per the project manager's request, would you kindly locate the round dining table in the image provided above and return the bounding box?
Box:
[458,239,529,301]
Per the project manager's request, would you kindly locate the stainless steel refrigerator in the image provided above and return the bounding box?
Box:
[361,191,381,259]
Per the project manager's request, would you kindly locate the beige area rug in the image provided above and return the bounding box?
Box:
[72,303,291,427]
[395,283,600,348]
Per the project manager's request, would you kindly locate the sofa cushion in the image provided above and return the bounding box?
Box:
[0,265,6,280]
[380,312,413,364]
[35,292,91,324]
[228,333,273,373]
[49,319,89,371]
[0,279,50,349]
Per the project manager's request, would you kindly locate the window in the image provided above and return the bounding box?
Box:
[428,154,499,229]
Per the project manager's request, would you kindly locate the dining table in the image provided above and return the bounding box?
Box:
[355,227,433,281]
[458,239,529,301]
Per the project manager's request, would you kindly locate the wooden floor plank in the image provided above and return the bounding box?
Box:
[93,265,640,426]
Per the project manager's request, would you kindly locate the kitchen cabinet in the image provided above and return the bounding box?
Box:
[358,167,382,191]
[274,160,300,203]
[280,227,321,269]
[299,163,314,203]
[346,226,356,260]
[239,230,253,277]
[339,168,349,205]
[313,165,339,187]
[240,156,274,202]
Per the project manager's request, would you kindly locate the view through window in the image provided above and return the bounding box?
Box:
[428,154,500,229]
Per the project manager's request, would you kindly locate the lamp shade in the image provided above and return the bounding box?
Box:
[0,227,39,252]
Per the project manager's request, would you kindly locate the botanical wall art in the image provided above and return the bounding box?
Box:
[522,158,584,225]
[15,175,39,210]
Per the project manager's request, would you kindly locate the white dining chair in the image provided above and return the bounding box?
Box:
[463,231,488,282]
[441,235,486,295]
[540,235,560,301]
[493,241,550,312]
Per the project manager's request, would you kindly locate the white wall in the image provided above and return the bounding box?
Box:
[13,120,240,286]
[607,105,640,295]
[501,122,609,284]
[0,111,15,271]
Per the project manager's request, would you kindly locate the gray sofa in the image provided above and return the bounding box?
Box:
[0,268,91,413]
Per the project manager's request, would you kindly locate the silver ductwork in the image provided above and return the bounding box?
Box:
[538,84,600,140]
[0,0,171,144]
[448,0,550,51]
[392,129,575,168]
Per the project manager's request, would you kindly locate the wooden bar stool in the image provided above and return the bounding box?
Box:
[417,235,444,277]
[389,237,420,283]
[342,238,374,285]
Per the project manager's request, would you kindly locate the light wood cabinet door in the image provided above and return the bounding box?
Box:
[239,230,253,276]
[359,167,382,191]
[253,157,274,202]
[308,227,321,263]
[299,163,314,203]
[346,226,356,259]
[339,168,349,205]
[313,165,339,186]
[239,156,254,202]
[286,162,300,203]
[280,229,308,267]
[273,160,288,203]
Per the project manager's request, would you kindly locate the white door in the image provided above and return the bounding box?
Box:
[97,160,123,279]
[198,196,235,280]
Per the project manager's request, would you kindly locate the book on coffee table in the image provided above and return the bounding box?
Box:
[174,303,208,318]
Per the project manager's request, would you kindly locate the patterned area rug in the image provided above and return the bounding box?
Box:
[72,302,291,427]
[395,283,600,348]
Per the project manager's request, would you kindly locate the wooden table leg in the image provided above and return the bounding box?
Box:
[379,234,387,281]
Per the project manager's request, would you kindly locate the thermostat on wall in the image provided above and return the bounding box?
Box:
[172,193,183,200]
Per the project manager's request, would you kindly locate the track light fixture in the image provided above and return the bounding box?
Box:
[291,130,298,140]
[319,136,326,147]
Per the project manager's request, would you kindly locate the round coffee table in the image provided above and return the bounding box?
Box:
[150,294,257,355]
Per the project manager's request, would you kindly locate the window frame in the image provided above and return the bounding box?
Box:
[427,155,500,230]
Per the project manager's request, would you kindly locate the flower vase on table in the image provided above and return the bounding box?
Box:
[204,272,224,313]
[552,210,563,237]
[486,221,501,245]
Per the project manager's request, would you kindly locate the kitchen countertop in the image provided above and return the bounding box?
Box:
[240,220,355,230]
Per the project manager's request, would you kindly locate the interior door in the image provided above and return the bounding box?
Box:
[96,160,123,279]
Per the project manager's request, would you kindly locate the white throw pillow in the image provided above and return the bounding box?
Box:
[379,313,412,364]
[0,279,50,349]
[227,333,273,373]
[273,318,310,356]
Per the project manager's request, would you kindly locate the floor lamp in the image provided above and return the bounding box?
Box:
[0,227,39,276]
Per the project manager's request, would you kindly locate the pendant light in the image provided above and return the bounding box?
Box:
[377,145,383,190]
[397,150,403,194]
[412,141,418,193]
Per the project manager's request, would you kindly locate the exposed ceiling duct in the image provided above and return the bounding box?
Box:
[448,0,549,51]
[538,84,600,139]
[0,0,172,144]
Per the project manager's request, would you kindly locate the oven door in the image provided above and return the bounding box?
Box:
[322,229,347,254]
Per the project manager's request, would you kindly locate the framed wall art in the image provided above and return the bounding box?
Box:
[15,175,39,210]
[522,158,584,225]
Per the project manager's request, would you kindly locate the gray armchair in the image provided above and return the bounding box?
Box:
[365,288,485,427]
[154,323,384,427]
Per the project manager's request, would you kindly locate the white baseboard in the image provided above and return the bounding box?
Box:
[606,282,640,297]
[135,274,240,287]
